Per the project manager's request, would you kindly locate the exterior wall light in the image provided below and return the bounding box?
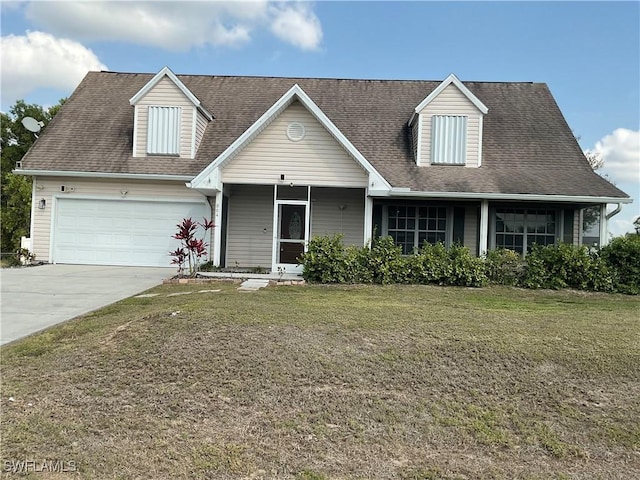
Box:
[38,199,46,210]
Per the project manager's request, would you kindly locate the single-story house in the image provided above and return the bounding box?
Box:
[16,68,631,272]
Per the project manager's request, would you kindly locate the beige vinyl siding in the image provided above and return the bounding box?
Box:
[463,205,478,256]
[418,84,481,168]
[194,110,208,154]
[32,177,206,262]
[310,188,365,246]
[222,102,368,187]
[225,185,274,268]
[134,77,195,158]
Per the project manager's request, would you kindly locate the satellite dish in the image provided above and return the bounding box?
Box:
[21,117,45,138]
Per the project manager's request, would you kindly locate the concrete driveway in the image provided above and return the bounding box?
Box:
[0,264,173,346]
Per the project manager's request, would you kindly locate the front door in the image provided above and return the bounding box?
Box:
[274,202,308,274]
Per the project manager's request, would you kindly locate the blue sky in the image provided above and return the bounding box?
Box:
[2,1,639,235]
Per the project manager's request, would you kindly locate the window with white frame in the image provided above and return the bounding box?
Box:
[494,208,557,254]
[147,106,181,155]
[431,115,467,165]
[386,206,448,254]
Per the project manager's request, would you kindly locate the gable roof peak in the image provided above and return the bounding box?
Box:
[129,66,213,120]
[409,73,488,126]
[189,81,390,192]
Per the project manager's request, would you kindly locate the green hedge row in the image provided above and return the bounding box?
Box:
[300,234,640,294]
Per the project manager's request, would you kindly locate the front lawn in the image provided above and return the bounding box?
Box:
[1,284,638,479]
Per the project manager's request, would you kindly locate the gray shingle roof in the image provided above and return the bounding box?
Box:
[20,71,628,199]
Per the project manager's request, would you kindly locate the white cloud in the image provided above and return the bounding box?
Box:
[586,129,640,237]
[24,2,259,50]
[269,3,323,51]
[1,31,107,102]
[22,1,322,52]
[589,128,640,184]
[608,211,640,238]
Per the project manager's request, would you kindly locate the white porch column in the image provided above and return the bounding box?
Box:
[212,190,223,266]
[578,208,584,245]
[479,200,489,256]
[363,193,373,246]
[599,204,609,247]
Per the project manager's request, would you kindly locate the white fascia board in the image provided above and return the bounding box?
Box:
[187,166,222,194]
[374,188,633,204]
[189,83,392,192]
[129,66,213,121]
[413,73,488,115]
[14,169,193,182]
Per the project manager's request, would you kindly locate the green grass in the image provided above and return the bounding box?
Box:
[1,283,639,479]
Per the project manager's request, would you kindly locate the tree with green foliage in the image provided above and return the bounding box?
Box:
[1,99,65,255]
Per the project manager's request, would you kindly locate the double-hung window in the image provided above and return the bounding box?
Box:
[431,115,467,165]
[494,208,557,254]
[387,206,448,254]
[147,106,181,155]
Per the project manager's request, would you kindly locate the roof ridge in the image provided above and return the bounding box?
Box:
[95,69,537,85]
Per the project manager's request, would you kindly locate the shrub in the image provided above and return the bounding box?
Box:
[404,242,486,287]
[447,243,487,287]
[408,242,451,284]
[367,236,405,285]
[301,234,349,283]
[301,235,485,287]
[343,244,374,284]
[521,243,613,292]
[300,234,636,294]
[601,234,640,294]
[485,248,524,286]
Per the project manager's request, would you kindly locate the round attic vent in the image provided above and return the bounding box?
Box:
[286,122,306,142]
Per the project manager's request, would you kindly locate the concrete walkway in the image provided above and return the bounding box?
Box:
[0,264,173,345]
[238,279,270,291]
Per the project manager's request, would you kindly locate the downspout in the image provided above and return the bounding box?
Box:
[606,203,622,220]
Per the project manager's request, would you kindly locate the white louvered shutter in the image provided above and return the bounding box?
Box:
[431,115,467,165]
[147,106,181,155]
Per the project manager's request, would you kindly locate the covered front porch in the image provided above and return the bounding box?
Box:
[372,197,616,257]
[210,183,369,274]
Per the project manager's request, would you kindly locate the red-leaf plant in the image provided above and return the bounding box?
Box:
[169,217,215,277]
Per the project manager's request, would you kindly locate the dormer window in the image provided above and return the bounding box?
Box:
[409,74,487,168]
[130,67,213,159]
[147,106,181,155]
[431,115,467,165]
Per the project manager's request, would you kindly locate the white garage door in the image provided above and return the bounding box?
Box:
[53,198,208,267]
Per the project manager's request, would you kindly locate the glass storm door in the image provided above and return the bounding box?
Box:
[275,203,308,274]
